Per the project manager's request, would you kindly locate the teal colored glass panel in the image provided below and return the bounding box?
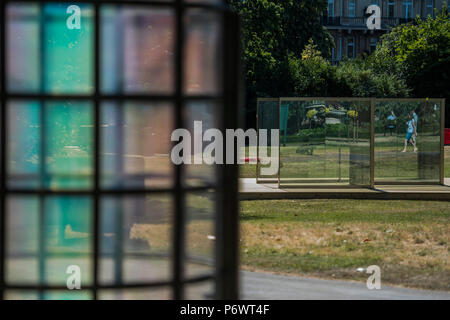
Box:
[7,101,93,190]
[183,101,220,187]
[98,288,171,300]
[5,290,92,300]
[8,101,41,188]
[44,196,93,286]
[7,3,94,93]
[41,291,93,300]
[44,4,94,93]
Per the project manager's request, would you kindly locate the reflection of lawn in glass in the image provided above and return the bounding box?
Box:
[240,137,445,181]
[280,143,357,181]
[375,134,440,181]
[239,146,269,179]
[240,164,257,178]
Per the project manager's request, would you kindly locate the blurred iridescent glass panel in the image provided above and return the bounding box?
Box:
[101,6,174,94]
[5,290,92,300]
[7,3,94,93]
[45,101,93,189]
[101,102,175,189]
[6,196,92,289]
[100,194,173,285]
[6,196,39,285]
[184,9,222,95]
[183,101,220,187]
[7,101,93,190]
[7,4,40,92]
[7,101,41,188]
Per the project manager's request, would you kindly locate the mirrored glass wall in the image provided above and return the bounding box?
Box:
[256,98,444,188]
[1,0,240,300]
[374,100,442,183]
[256,98,279,183]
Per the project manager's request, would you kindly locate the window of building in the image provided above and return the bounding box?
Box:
[402,0,414,18]
[347,37,355,58]
[370,37,377,53]
[1,0,240,300]
[328,0,335,17]
[369,0,379,8]
[425,0,434,17]
[387,0,395,17]
[348,0,356,17]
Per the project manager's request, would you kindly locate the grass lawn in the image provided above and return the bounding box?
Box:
[240,199,450,291]
[239,163,257,178]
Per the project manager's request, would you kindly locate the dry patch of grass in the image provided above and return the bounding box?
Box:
[241,199,450,290]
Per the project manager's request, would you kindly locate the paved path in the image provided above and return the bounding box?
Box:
[240,178,450,200]
[241,271,450,300]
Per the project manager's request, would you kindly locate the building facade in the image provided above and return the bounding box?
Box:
[324,0,450,63]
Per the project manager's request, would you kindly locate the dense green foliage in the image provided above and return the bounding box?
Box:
[228,1,449,125]
[290,41,410,98]
[371,10,450,101]
[227,0,334,101]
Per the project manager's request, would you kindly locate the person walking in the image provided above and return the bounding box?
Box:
[402,111,417,153]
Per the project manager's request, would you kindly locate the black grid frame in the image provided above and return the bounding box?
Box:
[0,0,240,300]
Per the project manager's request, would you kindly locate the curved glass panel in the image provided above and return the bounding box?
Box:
[1,0,239,300]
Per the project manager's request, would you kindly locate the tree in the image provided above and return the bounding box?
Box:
[336,57,410,98]
[228,2,449,129]
[290,39,342,97]
[371,10,450,101]
[227,0,334,126]
[292,40,409,99]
